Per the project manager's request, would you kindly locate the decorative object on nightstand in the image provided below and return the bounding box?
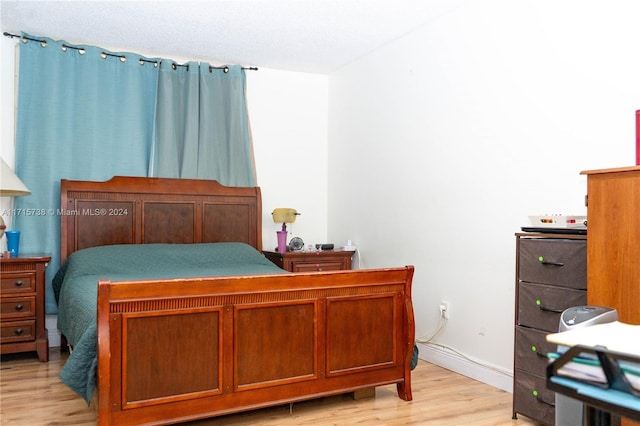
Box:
[263,249,355,272]
[0,159,31,245]
[0,254,51,361]
[271,208,299,253]
[288,236,304,252]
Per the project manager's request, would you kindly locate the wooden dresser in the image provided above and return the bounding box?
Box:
[513,233,587,425]
[0,254,51,362]
[581,166,640,324]
[263,249,355,272]
[581,165,640,426]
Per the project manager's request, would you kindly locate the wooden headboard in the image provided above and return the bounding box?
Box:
[60,176,262,262]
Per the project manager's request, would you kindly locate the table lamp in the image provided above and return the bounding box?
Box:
[0,159,31,242]
[272,208,299,253]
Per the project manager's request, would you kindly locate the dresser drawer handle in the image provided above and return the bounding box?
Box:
[536,299,563,313]
[535,394,555,407]
[14,328,24,335]
[530,346,548,358]
[538,305,563,313]
[15,304,24,311]
[14,280,24,287]
[538,256,564,267]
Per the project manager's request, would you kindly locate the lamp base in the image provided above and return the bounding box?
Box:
[276,230,288,253]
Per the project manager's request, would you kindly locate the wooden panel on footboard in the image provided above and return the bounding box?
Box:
[97,267,415,426]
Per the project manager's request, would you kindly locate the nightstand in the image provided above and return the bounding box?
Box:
[1,255,51,362]
[263,249,355,272]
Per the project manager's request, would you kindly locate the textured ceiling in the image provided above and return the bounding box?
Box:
[1,0,462,74]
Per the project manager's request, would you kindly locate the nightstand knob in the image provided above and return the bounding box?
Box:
[15,304,23,311]
[14,280,23,287]
[14,328,23,335]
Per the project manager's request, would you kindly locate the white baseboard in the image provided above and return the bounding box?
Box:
[46,315,61,348]
[416,342,513,393]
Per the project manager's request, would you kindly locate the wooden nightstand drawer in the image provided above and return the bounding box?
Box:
[1,273,36,294]
[292,261,344,272]
[1,297,36,319]
[1,320,36,344]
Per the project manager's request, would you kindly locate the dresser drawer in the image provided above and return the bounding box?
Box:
[1,296,36,319]
[513,369,555,425]
[518,238,586,289]
[517,282,586,331]
[1,320,36,343]
[514,326,555,376]
[1,273,36,294]
[292,261,344,272]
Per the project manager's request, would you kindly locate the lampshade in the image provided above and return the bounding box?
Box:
[1,159,31,196]
[1,158,31,239]
[272,208,298,224]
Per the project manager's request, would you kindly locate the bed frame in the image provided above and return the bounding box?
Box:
[60,176,415,426]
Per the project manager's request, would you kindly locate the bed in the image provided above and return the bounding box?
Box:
[55,176,415,425]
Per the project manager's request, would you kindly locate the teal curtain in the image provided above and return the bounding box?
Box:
[152,62,255,186]
[12,33,256,313]
[14,35,159,313]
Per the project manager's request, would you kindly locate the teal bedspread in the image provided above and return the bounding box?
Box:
[52,242,286,403]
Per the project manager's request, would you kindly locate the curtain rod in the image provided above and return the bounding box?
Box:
[3,32,258,72]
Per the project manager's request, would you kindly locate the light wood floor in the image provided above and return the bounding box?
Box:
[0,348,540,425]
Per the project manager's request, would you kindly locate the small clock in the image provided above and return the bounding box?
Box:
[288,236,304,252]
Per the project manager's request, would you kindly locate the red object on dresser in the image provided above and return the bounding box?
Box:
[636,110,639,165]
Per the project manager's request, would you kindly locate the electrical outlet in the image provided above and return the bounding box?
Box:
[439,301,450,320]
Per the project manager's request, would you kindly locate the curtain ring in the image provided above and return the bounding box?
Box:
[21,36,28,44]
[78,48,86,55]
[101,52,107,59]
[223,66,229,73]
[61,45,67,52]
[119,56,126,63]
[39,40,47,48]
[172,63,177,70]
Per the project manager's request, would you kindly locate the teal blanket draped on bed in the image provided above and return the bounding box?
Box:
[52,242,286,403]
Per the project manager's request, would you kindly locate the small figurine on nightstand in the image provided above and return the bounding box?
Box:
[343,240,357,251]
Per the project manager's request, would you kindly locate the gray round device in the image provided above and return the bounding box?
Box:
[559,306,619,332]
[288,236,304,252]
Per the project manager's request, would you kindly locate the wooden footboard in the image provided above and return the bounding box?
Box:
[97,267,414,425]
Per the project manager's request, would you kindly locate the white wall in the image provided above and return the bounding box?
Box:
[247,68,329,251]
[328,0,639,390]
